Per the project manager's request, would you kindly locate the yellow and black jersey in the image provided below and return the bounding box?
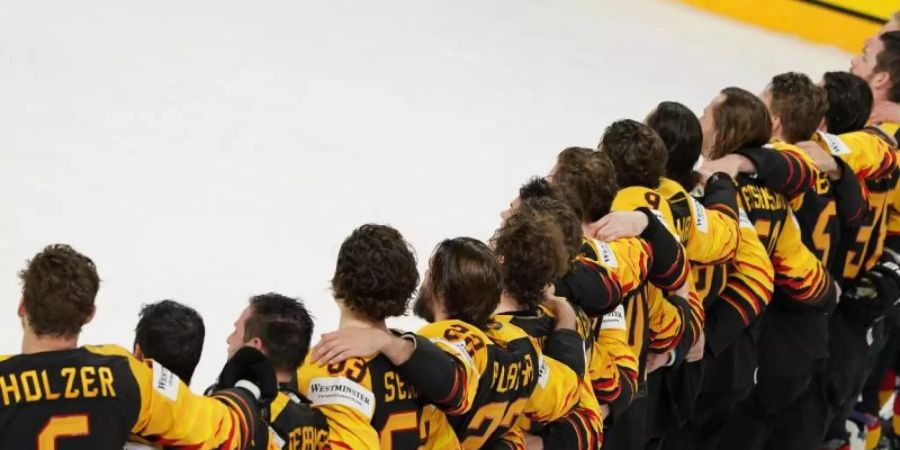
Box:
[879,121,900,258]
[734,173,834,308]
[0,345,263,450]
[813,128,900,283]
[419,319,580,450]
[556,238,643,416]
[705,201,775,357]
[493,306,602,450]
[657,176,740,267]
[269,386,329,450]
[737,140,866,276]
[298,350,423,450]
[298,324,484,450]
[657,175,740,353]
[612,186,695,357]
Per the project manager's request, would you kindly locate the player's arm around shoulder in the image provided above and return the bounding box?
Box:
[296,354,380,450]
[84,344,269,450]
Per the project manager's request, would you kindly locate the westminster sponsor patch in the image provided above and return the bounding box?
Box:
[308,377,376,419]
[817,131,852,156]
[152,362,180,402]
[595,240,619,268]
[600,305,627,331]
[738,208,754,230]
[691,198,709,233]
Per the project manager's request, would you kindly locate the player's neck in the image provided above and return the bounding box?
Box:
[275,371,293,384]
[21,328,78,354]
[495,292,523,314]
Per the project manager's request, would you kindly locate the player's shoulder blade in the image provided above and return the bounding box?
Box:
[0,346,142,449]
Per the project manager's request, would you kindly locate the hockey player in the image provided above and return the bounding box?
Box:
[227,293,330,450]
[0,244,275,450]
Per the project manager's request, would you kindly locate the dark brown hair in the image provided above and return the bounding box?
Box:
[552,147,618,222]
[768,72,828,143]
[423,237,501,329]
[876,31,900,103]
[332,224,419,321]
[19,244,99,338]
[516,180,583,262]
[245,293,314,373]
[493,204,570,310]
[709,87,773,159]
[646,101,703,191]
[599,119,667,189]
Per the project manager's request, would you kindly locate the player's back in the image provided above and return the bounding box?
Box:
[443,321,541,449]
[269,387,329,450]
[813,128,900,283]
[0,345,144,449]
[298,349,423,450]
[0,347,142,450]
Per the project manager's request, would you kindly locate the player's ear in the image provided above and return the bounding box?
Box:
[246,337,265,353]
[873,71,891,91]
[817,117,827,132]
[17,297,25,319]
[134,343,144,360]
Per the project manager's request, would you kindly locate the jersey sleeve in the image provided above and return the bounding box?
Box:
[647,287,689,354]
[611,187,689,291]
[539,379,604,450]
[297,358,380,450]
[684,176,740,266]
[886,181,900,254]
[491,426,525,450]
[394,333,475,413]
[638,209,690,291]
[83,346,262,450]
[411,320,488,416]
[554,247,624,318]
[526,355,581,423]
[734,145,817,199]
[705,209,775,356]
[816,130,897,181]
[771,211,839,310]
[590,308,638,420]
[832,156,868,228]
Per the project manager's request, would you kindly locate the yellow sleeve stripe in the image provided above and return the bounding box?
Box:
[270,392,291,422]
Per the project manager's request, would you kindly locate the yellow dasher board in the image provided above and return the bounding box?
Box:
[807,0,896,22]
[677,0,884,52]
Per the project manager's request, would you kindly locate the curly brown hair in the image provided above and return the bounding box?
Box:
[332,224,419,321]
[492,204,570,310]
[768,72,828,143]
[552,147,618,223]
[418,237,501,329]
[709,88,773,160]
[19,244,100,338]
[599,119,667,190]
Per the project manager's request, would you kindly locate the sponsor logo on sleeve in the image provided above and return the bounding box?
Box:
[152,363,181,402]
[600,305,627,331]
[594,240,619,268]
[691,198,709,233]
[308,377,376,419]
[538,356,549,388]
[738,208,755,230]
[818,131,852,156]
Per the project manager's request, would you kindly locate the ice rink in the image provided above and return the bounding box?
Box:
[0,0,853,406]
